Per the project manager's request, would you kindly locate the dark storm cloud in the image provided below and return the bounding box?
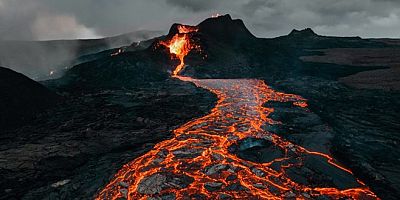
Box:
[0,0,399,40]
[165,0,220,12]
[236,0,400,38]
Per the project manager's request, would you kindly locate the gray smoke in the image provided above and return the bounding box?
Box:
[0,0,164,80]
[0,30,163,80]
[0,40,80,80]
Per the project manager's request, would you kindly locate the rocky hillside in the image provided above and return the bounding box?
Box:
[0,30,162,80]
[0,67,60,129]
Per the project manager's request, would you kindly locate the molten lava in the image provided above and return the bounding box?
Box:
[161,34,190,76]
[160,25,199,76]
[96,24,378,200]
[177,25,199,34]
[96,76,378,199]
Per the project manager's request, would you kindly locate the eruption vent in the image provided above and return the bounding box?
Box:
[160,25,199,76]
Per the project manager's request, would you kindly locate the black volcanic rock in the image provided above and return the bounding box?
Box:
[288,28,318,37]
[183,16,389,79]
[179,15,260,78]
[166,15,256,43]
[0,67,60,129]
[0,77,216,199]
[167,23,197,36]
[137,172,194,195]
[54,51,171,90]
[275,28,386,49]
[229,137,284,163]
[197,14,256,42]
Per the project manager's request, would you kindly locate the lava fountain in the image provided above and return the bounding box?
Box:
[160,25,199,76]
[96,24,379,200]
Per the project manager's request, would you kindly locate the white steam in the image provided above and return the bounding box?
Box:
[32,13,101,41]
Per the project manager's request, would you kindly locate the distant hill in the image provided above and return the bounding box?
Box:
[54,50,170,90]
[0,66,60,129]
[0,30,163,80]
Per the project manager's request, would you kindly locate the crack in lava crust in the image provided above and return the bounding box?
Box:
[96,76,378,200]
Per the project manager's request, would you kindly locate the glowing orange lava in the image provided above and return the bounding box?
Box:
[96,76,378,199]
[96,24,378,200]
[160,25,199,76]
[178,25,199,34]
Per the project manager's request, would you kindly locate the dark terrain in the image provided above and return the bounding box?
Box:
[0,68,215,200]
[0,30,162,80]
[0,67,60,129]
[0,15,399,199]
[182,15,400,200]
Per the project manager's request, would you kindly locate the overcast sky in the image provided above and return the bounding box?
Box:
[0,0,399,40]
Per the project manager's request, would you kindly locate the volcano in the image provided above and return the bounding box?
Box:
[1,14,400,200]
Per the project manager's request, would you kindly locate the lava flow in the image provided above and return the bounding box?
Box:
[160,25,199,76]
[96,26,379,200]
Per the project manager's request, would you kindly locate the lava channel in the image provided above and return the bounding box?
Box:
[96,76,378,199]
[96,25,378,200]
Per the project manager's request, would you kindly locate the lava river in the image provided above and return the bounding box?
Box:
[96,75,378,199]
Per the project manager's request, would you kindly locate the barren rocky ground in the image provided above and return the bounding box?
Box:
[0,79,216,199]
[300,48,400,91]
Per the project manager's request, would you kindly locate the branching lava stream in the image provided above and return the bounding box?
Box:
[96,25,378,200]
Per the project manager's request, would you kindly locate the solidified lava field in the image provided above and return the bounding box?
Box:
[96,77,377,199]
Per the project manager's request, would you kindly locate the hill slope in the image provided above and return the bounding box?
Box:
[0,67,60,129]
[0,30,162,80]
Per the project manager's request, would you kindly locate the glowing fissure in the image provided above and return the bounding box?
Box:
[96,25,378,199]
